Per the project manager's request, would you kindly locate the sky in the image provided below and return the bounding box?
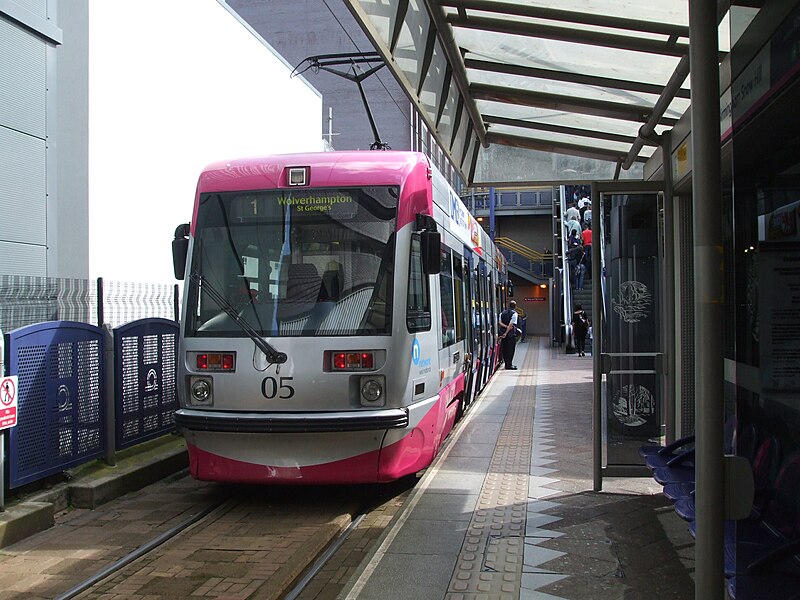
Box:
[88,0,323,284]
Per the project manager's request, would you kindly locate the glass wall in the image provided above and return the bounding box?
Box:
[725,2,800,595]
[599,191,663,469]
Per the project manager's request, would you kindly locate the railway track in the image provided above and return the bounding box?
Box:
[0,474,415,600]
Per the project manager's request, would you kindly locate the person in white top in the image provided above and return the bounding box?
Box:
[565,202,580,223]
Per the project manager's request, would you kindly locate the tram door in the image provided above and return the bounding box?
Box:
[474,259,488,390]
[592,180,665,486]
[463,249,478,406]
[479,260,492,387]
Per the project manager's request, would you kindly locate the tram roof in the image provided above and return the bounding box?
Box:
[344,0,753,185]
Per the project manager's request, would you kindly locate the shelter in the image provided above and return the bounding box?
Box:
[345,2,798,599]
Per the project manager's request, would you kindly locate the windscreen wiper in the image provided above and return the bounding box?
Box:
[191,273,287,364]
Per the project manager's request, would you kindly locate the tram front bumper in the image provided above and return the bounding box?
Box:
[175,407,409,434]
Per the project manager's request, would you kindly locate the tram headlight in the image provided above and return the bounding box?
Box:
[189,377,213,406]
[360,376,385,407]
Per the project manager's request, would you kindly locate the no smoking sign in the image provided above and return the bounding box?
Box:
[0,376,18,430]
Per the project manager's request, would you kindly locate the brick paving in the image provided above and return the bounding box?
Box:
[79,486,362,600]
[0,475,219,600]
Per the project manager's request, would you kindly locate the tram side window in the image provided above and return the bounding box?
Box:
[407,235,431,332]
[440,246,456,347]
[452,251,465,342]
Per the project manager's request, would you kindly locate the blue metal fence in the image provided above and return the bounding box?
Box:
[6,321,105,488]
[114,319,178,449]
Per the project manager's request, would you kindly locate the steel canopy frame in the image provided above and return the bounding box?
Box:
[343,0,704,185]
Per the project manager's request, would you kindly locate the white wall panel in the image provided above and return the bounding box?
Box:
[0,15,46,138]
[7,0,47,19]
[0,126,47,246]
[0,241,47,277]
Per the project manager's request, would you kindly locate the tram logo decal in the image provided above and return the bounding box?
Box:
[612,384,655,427]
[411,338,432,374]
[612,281,652,323]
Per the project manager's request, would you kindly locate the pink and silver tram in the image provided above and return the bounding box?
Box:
[171,151,508,484]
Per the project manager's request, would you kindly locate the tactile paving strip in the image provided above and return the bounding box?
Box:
[445,345,539,599]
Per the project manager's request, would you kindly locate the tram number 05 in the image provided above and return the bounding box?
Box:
[261,376,295,399]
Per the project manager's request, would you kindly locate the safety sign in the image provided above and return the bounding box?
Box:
[0,376,18,430]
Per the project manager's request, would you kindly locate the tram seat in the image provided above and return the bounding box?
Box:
[279,287,373,335]
[320,262,342,301]
[278,263,323,321]
[318,288,372,334]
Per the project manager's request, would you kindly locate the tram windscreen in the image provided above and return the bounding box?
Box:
[188,186,398,337]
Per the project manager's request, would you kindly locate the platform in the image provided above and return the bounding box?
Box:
[0,337,695,599]
[340,337,695,600]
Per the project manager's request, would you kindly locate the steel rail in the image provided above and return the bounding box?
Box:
[53,497,233,600]
[283,512,368,600]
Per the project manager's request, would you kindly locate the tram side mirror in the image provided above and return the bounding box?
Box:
[421,230,441,275]
[172,223,190,280]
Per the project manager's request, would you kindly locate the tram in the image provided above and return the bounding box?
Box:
[171,151,509,484]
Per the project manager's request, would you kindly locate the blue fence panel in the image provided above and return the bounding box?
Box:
[114,318,178,449]
[519,191,537,206]
[6,321,105,488]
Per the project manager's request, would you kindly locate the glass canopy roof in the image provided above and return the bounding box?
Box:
[344,0,726,184]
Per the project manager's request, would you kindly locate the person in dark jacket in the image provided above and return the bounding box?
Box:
[499,300,519,369]
[573,304,590,357]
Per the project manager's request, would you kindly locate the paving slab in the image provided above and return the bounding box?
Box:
[341,338,694,600]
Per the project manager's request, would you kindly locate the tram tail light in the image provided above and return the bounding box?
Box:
[196,352,236,372]
[359,352,374,369]
[332,351,375,371]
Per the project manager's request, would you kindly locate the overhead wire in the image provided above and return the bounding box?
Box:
[320,0,412,129]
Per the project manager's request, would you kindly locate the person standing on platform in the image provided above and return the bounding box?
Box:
[499,300,519,370]
[573,304,590,357]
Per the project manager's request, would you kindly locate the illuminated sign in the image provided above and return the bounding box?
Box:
[277,193,354,213]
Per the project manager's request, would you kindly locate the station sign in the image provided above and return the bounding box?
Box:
[0,376,18,430]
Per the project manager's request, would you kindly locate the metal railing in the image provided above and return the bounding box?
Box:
[461,187,554,213]
[494,237,553,280]
[0,275,180,333]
